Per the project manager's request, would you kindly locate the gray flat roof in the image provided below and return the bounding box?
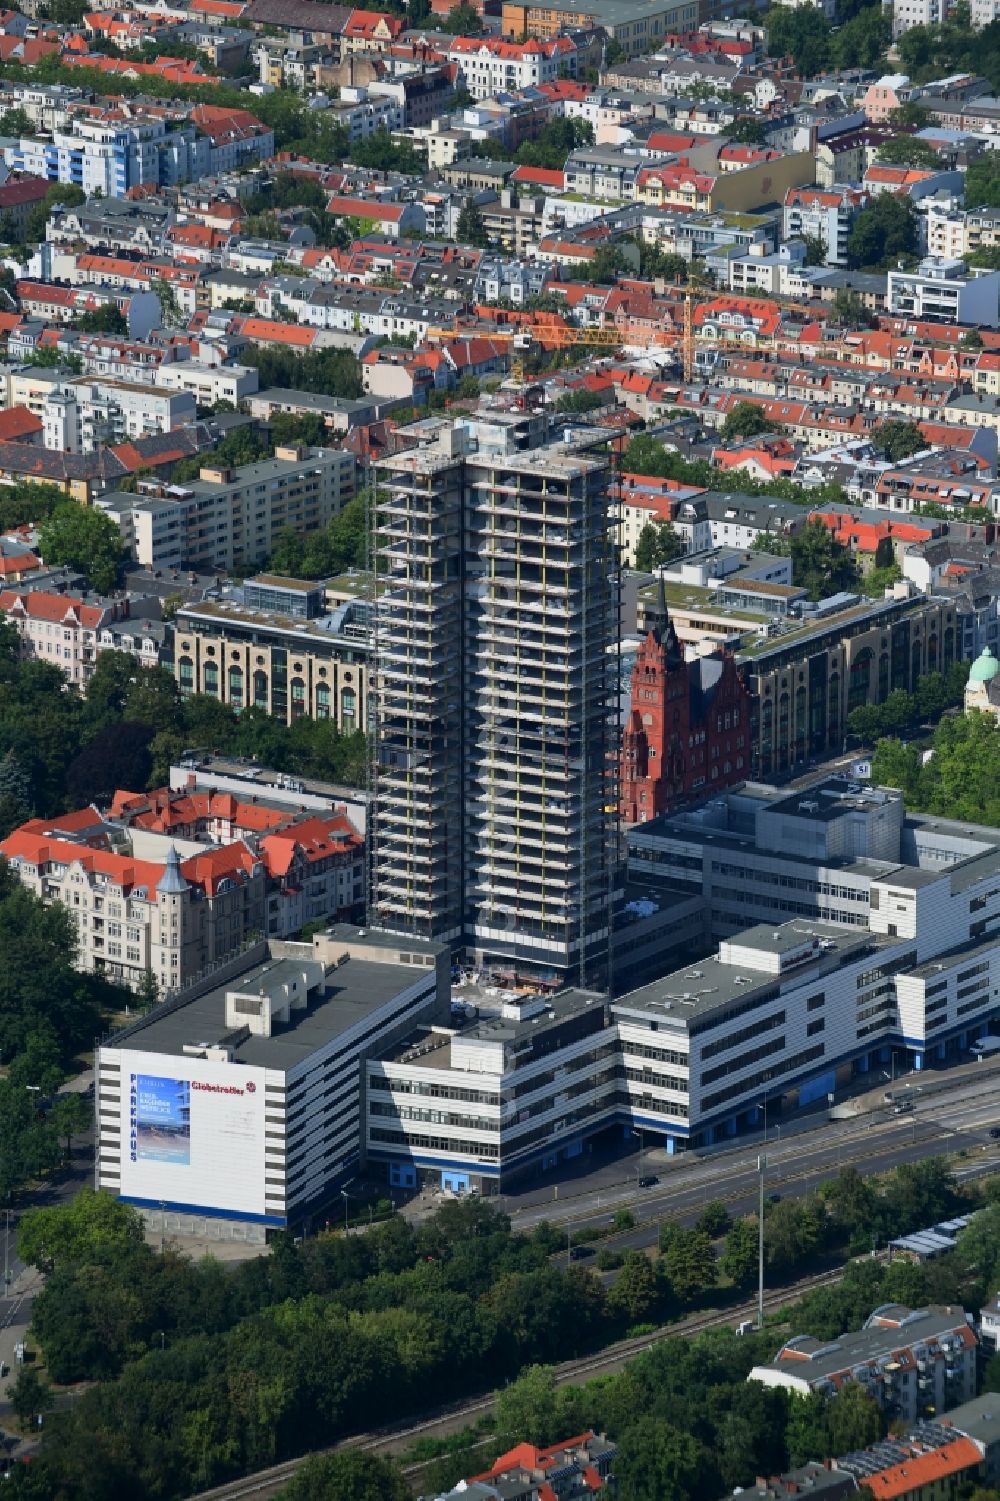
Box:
[252,388,381,414]
[950,845,1000,893]
[113,952,425,1072]
[764,777,900,825]
[175,598,369,647]
[375,986,605,1068]
[948,1394,1000,1449]
[761,1306,971,1383]
[907,930,1000,980]
[613,921,875,1029]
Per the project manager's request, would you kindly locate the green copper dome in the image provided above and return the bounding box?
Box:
[969,647,1000,684]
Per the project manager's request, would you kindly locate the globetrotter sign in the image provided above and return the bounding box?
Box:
[119,1048,267,1216]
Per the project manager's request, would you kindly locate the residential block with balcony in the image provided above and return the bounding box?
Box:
[750,1305,978,1424]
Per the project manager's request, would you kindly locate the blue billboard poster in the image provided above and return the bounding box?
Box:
[133,1075,191,1165]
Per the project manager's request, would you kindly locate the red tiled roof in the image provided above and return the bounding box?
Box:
[180,841,258,896]
[234,317,319,347]
[864,1437,981,1498]
[260,815,360,878]
[0,406,42,442]
[111,786,290,835]
[0,177,49,209]
[191,0,247,14]
[325,195,405,222]
[0,589,106,629]
[511,164,564,188]
[0,823,166,896]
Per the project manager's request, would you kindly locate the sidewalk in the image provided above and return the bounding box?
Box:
[0,1263,44,1406]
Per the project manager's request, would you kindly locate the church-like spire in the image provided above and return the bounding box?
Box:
[651,573,683,670]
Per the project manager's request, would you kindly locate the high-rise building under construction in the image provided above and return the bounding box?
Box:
[371,414,622,988]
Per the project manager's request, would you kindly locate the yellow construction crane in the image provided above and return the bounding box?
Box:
[428,308,775,385]
[427,323,627,383]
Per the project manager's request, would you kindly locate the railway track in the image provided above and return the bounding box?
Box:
[186,1265,846,1501]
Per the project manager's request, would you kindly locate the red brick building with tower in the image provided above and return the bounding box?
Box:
[620,581,753,825]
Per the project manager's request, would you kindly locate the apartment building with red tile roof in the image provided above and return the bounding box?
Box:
[461,1432,616,1501]
[846,1435,982,1499]
[2,814,266,990]
[232,316,321,350]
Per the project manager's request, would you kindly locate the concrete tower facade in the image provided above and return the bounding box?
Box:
[372,416,622,987]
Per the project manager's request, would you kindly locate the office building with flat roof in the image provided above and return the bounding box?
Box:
[366,987,616,1194]
[613,787,1000,1148]
[97,926,448,1235]
[174,582,370,733]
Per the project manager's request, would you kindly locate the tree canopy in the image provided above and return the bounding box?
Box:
[761,517,861,601]
[877,420,926,463]
[846,195,918,270]
[763,0,889,74]
[634,520,683,572]
[36,503,124,594]
[870,707,1000,824]
[720,401,781,442]
[5,1157,987,1501]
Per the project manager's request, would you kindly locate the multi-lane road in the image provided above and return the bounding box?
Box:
[501,1066,1000,1254]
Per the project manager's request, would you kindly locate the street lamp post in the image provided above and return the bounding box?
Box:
[341,1189,350,1231]
[757,1152,767,1331]
[636,1127,644,1186]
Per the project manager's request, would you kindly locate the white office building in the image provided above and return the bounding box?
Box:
[96,928,448,1236]
[619,775,1000,1150]
[366,988,618,1195]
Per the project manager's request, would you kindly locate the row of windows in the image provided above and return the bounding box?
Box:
[622,1090,689,1119]
[701,1044,826,1115]
[709,884,868,928]
[618,1040,688,1069]
[369,1076,500,1107]
[709,862,865,902]
[957,994,994,1017]
[621,1066,688,1095]
[370,1100,495,1134]
[702,1035,787,1088]
[701,1009,785,1062]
